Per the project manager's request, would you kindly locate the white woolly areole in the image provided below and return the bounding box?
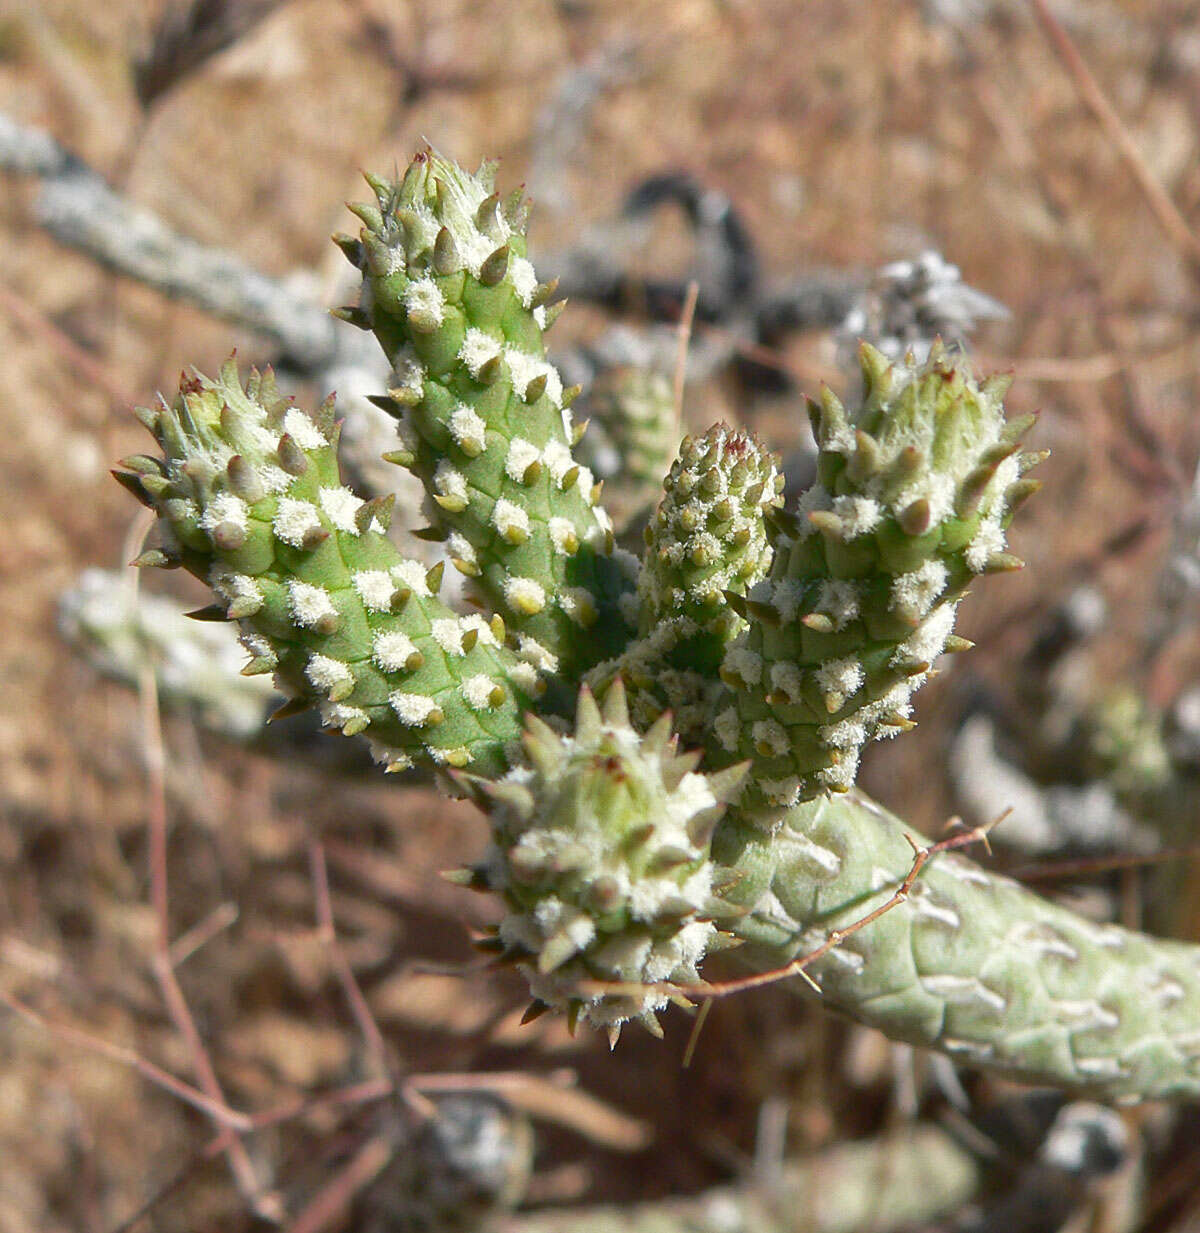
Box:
[506,348,563,405]
[461,674,499,709]
[320,702,368,731]
[891,558,948,619]
[199,492,248,533]
[281,407,327,451]
[434,460,468,501]
[505,438,542,483]
[288,581,337,628]
[815,656,865,698]
[255,463,293,495]
[965,517,1007,572]
[894,600,959,665]
[503,575,546,615]
[816,579,861,629]
[403,277,444,325]
[549,517,577,554]
[238,630,276,665]
[212,570,262,612]
[752,719,790,756]
[318,486,364,533]
[367,739,413,772]
[491,498,530,538]
[306,654,353,692]
[761,777,801,807]
[714,706,741,752]
[517,634,559,673]
[431,618,467,655]
[509,661,539,693]
[389,691,440,726]
[373,630,419,672]
[831,495,882,538]
[723,646,763,687]
[448,404,486,452]
[542,440,574,485]
[772,578,806,623]
[391,560,431,597]
[508,254,538,307]
[769,661,805,703]
[273,497,323,547]
[353,569,396,612]
[459,613,499,646]
[459,328,502,379]
[446,532,478,565]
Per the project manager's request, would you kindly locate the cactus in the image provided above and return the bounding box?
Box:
[117,147,1200,1102]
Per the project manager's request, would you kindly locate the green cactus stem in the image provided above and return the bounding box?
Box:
[711,790,1200,1103]
[710,342,1042,809]
[115,362,529,777]
[337,150,635,688]
[461,680,746,1043]
[575,365,681,535]
[597,424,784,738]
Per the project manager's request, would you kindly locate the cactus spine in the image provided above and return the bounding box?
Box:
[118,148,1200,1102]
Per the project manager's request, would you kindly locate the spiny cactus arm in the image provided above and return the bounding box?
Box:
[594,425,784,738]
[712,790,1200,1102]
[115,362,530,777]
[338,150,636,685]
[707,342,1042,807]
[459,681,747,1044]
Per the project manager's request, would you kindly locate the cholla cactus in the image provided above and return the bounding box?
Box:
[116,148,1200,1100]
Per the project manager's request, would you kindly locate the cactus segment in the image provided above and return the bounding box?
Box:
[343,150,635,684]
[116,362,529,777]
[469,681,747,1040]
[575,366,681,534]
[599,425,784,739]
[713,790,1200,1102]
[711,343,1039,808]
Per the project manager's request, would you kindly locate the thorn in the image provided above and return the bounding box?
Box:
[184,604,229,622]
[330,306,371,330]
[269,696,315,722]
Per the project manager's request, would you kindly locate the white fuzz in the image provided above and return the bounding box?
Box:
[831,495,881,538]
[508,254,538,306]
[199,492,248,533]
[818,746,860,789]
[503,575,546,615]
[618,590,641,627]
[448,404,487,453]
[238,630,276,665]
[548,517,577,554]
[320,702,368,731]
[431,617,467,656]
[772,578,806,623]
[819,716,868,749]
[769,661,805,703]
[318,486,364,533]
[815,579,861,629]
[714,706,741,752]
[541,440,574,485]
[391,346,425,400]
[506,348,562,404]
[459,328,503,379]
[447,531,478,566]
[558,587,597,625]
[367,739,414,772]
[391,561,431,597]
[281,407,327,451]
[403,277,444,326]
[212,571,262,613]
[306,654,353,693]
[761,777,801,806]
[459,613,499,646]
[490,498,530,539]
[517,635,559,674]
[254,462,293,495]
[288,581,337,628]
[965,516,1006,572]
[461,674,500,709]
[890,558,948,618]
[389,691,440,726]
[373,630,419,672]
[894,600,958,665]
[505,438,542,483]
[353,569,396,612]
[533,304,547,328]
[433,460,468,502]
[273,497,323,547]
[752,719,790,757]
[723,646,763,687]
[509,661,539,693]
[815,657,865,699]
